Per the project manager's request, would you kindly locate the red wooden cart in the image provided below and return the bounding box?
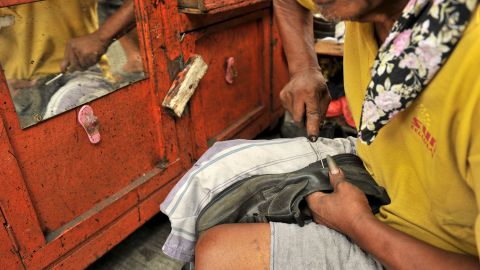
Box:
[0,0,288,268]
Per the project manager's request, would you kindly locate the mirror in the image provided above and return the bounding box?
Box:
[0,0,146,128]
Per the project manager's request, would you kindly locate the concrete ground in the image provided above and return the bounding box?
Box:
[87,213,185,270]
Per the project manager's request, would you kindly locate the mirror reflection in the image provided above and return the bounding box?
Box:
[0,0,146,128]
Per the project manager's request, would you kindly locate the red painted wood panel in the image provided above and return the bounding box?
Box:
[0,0,286,268]
[0,0,191,269]
[24,166,182,269]
[1,0,176,236]
[5,81,165,234]
[203,0,267,14]
[0,211,24,270]
[0,0,41,8]
[177,0,268,14]
[189,11,270,151]
[49,178,177,270]
[178,2,270,33]
[0,89,46,254]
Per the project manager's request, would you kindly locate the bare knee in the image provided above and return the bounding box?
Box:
[195,224,271,270]
[195,225,234,270]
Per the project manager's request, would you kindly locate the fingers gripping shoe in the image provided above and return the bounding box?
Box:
[196,154,390,235]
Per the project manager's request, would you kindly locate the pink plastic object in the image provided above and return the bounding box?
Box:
[78,105,101,144]
[225,57,237,84]
[326,99,342,118]
[325,97,356,128]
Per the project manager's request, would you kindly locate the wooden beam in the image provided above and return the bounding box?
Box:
[315,39,343,57]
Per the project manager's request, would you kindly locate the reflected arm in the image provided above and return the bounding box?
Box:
[94,0,136,47]
[61,0,136,72]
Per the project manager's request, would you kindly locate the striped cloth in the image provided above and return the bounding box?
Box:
[160,137,356,262]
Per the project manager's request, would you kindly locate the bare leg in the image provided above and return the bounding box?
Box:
[195,224,271,270]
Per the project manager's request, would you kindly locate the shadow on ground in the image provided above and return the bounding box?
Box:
[88,213,184,270]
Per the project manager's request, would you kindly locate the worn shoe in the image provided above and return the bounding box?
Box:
[196,153,390,235]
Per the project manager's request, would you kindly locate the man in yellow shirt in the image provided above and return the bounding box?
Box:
[0,0,100,81]
[0,0,112,127]
[0,0,135,127]
[193,0,480,269]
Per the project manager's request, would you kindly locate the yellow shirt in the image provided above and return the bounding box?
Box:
[0,0,99,80]
[344,8,480,257]
[296,0,317,13]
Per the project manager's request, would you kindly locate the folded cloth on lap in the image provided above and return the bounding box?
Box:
[160,137,357,262]
[196,153,390,236]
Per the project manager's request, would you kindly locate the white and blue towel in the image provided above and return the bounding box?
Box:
[160,137,357,262]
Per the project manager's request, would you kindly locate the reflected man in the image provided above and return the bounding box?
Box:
[0,0,138,128]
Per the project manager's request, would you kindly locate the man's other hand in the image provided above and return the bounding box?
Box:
[61,32,109,72]
[280,69,330,141]
[305,168,374,235]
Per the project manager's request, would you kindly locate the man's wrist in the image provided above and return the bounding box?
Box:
[344,213,378,240]
[289,66,322,77]
[93,29,114,47]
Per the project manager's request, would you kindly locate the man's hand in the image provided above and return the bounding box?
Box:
[307,164,480,270]
[274,0,330,141]
[60,0,136,73]
[280,69,331,141]
[61,32,109,72]
[305,168,373,235]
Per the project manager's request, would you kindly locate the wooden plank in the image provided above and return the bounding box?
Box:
[24,162,182,270]
[0,1,190,270]
[0,211,25,270]
[315,39,344,57]
[142,0,197,167]
[0,105,46,255]
[178,0,268,14]
[48,179,178,270]
[149,0,209,162]
[178,2,271,33]
[177,0,200,9]
[187,10,272,155]
[162,55,209,117]
[209,106,265,145]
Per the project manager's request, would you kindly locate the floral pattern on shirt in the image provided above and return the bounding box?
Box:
[358,0,478,144]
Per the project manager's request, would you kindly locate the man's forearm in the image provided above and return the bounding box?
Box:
[273,0,319,76]
[349,215,479,270]
[95,0,136,45]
